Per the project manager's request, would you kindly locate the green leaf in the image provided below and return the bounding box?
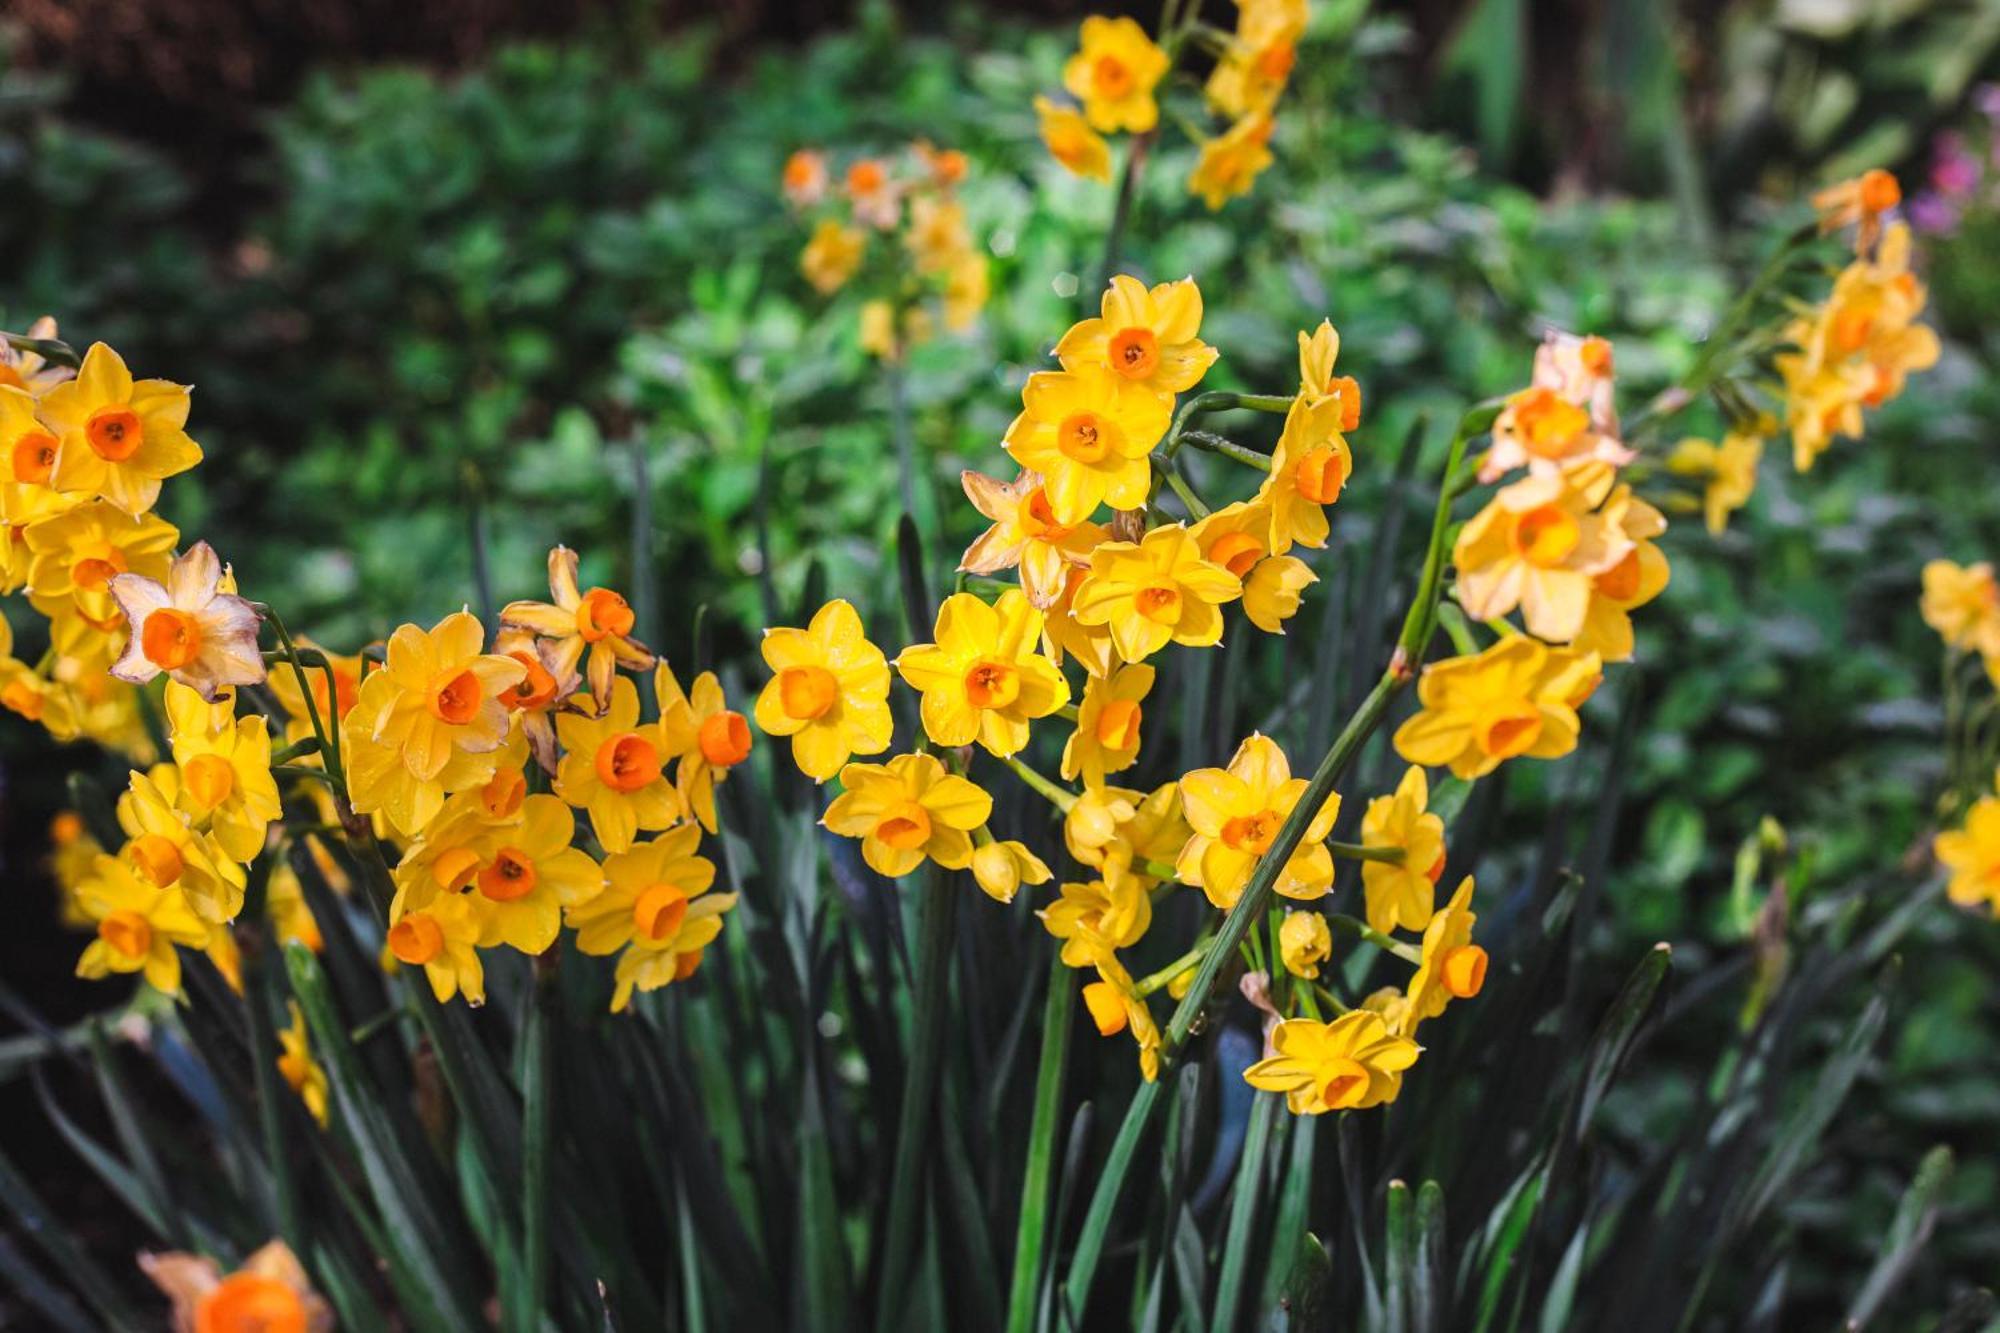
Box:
[1210,1095,1281,1333]
[0,1145,147,1329]
[1006,956,1074,1333]
[1844,1146,1953,1329]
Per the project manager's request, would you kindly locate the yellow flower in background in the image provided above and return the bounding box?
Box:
[164,680,281,862]
[1257,393,1350,553]
[1004,368,1171,524]
[267,637,365,746]
[781,147,829,207]
[1296,320,1362,431]
[1206,0,1306,118]
[1667,431,1763,535]
[1279,909,1332,980]
[1921,560,2000,657]
[1189,113,1274,211]
[1063,780,1187,891]
[1360,765,1446,936]
[471,795,605,955]
[500,545,655,713]
[265,859,323,953]
[958,469,1108,609]
[567,825,736,1012]
[1061,662,1152,785]
[800,218,866,294]
[47,810,102,928]
[753,598,893,782]
[37,342,202,515]
[1062,16,1169,134]
[1398,875,1488,1033]
[1178,733,1341,908]
[1393,637,1601,780]
[971,838,1053,904]
[1480,336,1630,484]
[386,892,487,1005]
[1084,951,1162,1081]
[1454,472,1632,643]
[275,1001,329,1126]
[896,589,1070,757]
[0,316,74,397]
[1570,487,1670,663]
[944,251,990,332]
[0,613,79,739]
[657,664,750,834]
[108,542,265,702]
[72,852,208,995]
[117,768,248,923]
[859,300,898,360]
[1072,523,1241,662]
[1243,1011,1420,1113]
[555,675,692,854]
[1935,796,2000,917]
[1040,875,1152,966]
[24,499,177,636]
[822,752,993,877]
[1034,96,1113,181]
[1056,275,1220,400]
[905,195,971,276]
[1812,167,1900,251]
[1778,358,1870,473]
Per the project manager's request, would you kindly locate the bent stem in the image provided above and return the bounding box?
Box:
[1327,913,1422,965]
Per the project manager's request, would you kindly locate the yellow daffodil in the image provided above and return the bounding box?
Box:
[265,860,323,953]
[657,664,750,834]
[386,892,487,1005]
[1480,334,1629,483]
[107,542,265,701]
[1453,472,1632,643]
[267,637,366,748]
[275,1001,329,1126]
[844,157,899,229]
[1812,167,1900,251]
[72,852,208,995]
[1189,113,1274,211]
[47,810,102,929]
[0,383,80,537]
[1061,662,1152,784]
[1393,637,1601,780]
[0,615,79,739]
[467,795,604,954]
[822,752,992,877]
[389,783,526,919]
[970,838,1053,904]
[1041,563,1119,679]
[1935,796,2000,917]
[1279,909,1332,979]
[896,589,1071,757]
[958,469,1108,609]
[1004,368,1171,524]
[801,218,866,294]
[1083,951,1162,1080]
[1064,780,1188,892]
[1398,875,1487,1033]
[24,499,177,637]
[1666,431,1763,535]
[1296,320,1361,431]
[860,300,898,360]
[1206,0,1306,117]
[1055,275,1219,400]
[163,680,280,862]
[1256,393,1350,553]
[0,317,73,397]
[490,624,573,775]
[139,1240,330,1333]
[566,825,735,1012]
[117,768,247,923]
[905,195,971,276]
[1360,765,1446,936]
[500,546,655,713]
[1244,1011,1420,1113]
[753,598,894,782]
[1243,554,1316,633]
[1062,15,1169,133]
[1034,96,1113,181]
[1072,523,1241,661]
[1040,875,1152,966]
[943,250,990,332]
[1188,499,1317,633]
[37,343,202,515]
[1922,560,2000,657]
[1571,487,1670,662]
[554,676,692,854]
[1178,733,1341,908]
[781,148,828,207]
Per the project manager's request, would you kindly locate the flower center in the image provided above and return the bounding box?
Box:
[477,847,539,902]
[1508,504,1581,567]
[198,1273,309,1333]
[778,664,840,720]
[595,732,661,793]
[426,667,483,725]
[1019,487,1068,539]
[1294,445,1347,505]
[1578,336,1614,377]
[1858,168,1901,213]
[633,883,689,942]
[481,767,527,819]
[1095,697,1142,749]
[99,909,152,960]
[1442,944,1488,998]
[1207,531,1264,578]
[1325,375,1362,432]
[1220,809,1282,854]
[1594,549,1642,601]
[698,710,752,767]
[1832,307,1874,354]
[1514,389,1589,457]
[85,407,143,461]
[1134,584,1181,624]
[1092,53,1133,97]
[875,800,933,851]
[388,914,445,966]
[1477,702,1543,759]
[141,608,203,670]
[964,659,1021,709]
[1319,1056,1371,1109]
[1057,411,1113,464]
[130,833,184,888]
[182,753,236,810]
[575,587,635,643]
[1108,327,1160,380]
[431,846,483,892]
[846,159,886,195]
[73,550,127,592]
[501,650,557,711]
[10,430,56,484]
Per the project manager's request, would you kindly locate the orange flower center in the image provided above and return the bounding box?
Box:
[1513,388,1589,457]
[1294,444,1347,504]
[502,650,558,711]
[477,847,539,902]
[431,846,483,892]
[51,811,84,844]
[1,678,42,720]
[633,883,689,942]
[783,153,819,191]
[1095,697,1142,749]
[575,587,635,643]
[10,430,56,483]
[1319,1055,1370,1109]
[182,753,236,810]
[847,159,886,195]
[1092,53,1134,97]
[1108,326,1160,380]
[699,710,752,767]
[197,1272,309,1333]
[778,664,840,720]
[85,406,143,461]
[130,833,185,888]
[1508,503,1581,567]
[1220,808,1282,855]
[1018,486,1068,539]
[427,667,483,725]
[481,767,527,819]
[1858,168,1900,214]
[1832,307,1874,354]
[98,909,153,960]
[595,731,661,793]
[1325,375,1362,432]
[72,550,127,591]
[1255,40,1296,81]
[0,365,22,391]
[141,608,203,671]
[1134,584,1181,624]
[1478,703,1543,759]
[1442,944,1488,998]
[1057,411,1112,464]
[388,914,445,966]
[1594,549,1642,601]
[1207,530,1264,578]
[874,800,933,851]
[964,659,1021,709]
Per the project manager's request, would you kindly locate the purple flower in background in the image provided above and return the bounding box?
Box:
[1908,192,1961,235]
[1977,82,2000,121]
[1932,132,1980,197]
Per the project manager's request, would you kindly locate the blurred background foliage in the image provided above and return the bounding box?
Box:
[2,0,1999,1326]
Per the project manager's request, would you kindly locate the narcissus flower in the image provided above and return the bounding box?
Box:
[117,769,247,923]
[490,624,573,774]
[1189,113,1274,211]
[24,499,176,636]
[1072,523,1241,662]
[943,251,990,333]
[108,542,265,701]
[1004,368,1171,524]
[958,469,1107,609]
[800,218,866,294]
[1935,796,2000,917]
[276,1001,329,1126]
[1360,765,1446,935]
[1667,431,1763,535]
[1206,0,1306,118]
[555,676,692,854]
[1453,472,1632,643]
[1064,780,1188,892]
[1084,951,1162,1081]
[1296,320,1361,431]
[1040,875,1152,966]
[1393,637,1601,780]
[0,383,79,533]
[1570,487,1670,663]
[1256,393,1350,553]
[1243,1012,1420,1114]
[164,680,281,862]
[1178,733,1341,908]
[501,546,655,712]
[822,752,992,877]
[1279,910,1332,979]
[386,892,488,1004]
[657,664,749,834]
[1480,333,1630,483]
[781,148,829,207]
[896,589,1070,757]
[139,1239,332,1333]
[72,852,208,994]
[1041,564,1118,679]
[469,795,604,954]
[1056,275,1219,400]
[754,598,894,782]
[970,838,1053,904]
[0,618,78,739]
[845,157,899,229]
[566,825,734,1012]
[1188,500,1317,633]
[905,195,972,276]
[1398,875,1487,1033]
[1035,96,1113,181]
[1921,560,2000,658]
[1812,168,1901,251]
[1061,662,1152,784]
[1062,15,1170,133]
[0,317,74,397]
[38,342,202,515]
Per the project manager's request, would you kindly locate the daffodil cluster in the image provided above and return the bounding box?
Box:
[783,139,989,358]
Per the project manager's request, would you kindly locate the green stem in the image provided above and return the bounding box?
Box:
[1392,402,1500,666]
[1,331,79,368]
[1159,457,1210,518]
[1327,913,1423,964]
[1162,391,1292,460]
[270,737,322,765]
[1002,754,1078,815]
[1178,430,1272,471]
[514,956,558,1333]
[1097,134,1153,293]
[1003,953,1075,1333]
[1135,935,1212,996]
[1327,841,1402,864]
[265,611,342,798]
